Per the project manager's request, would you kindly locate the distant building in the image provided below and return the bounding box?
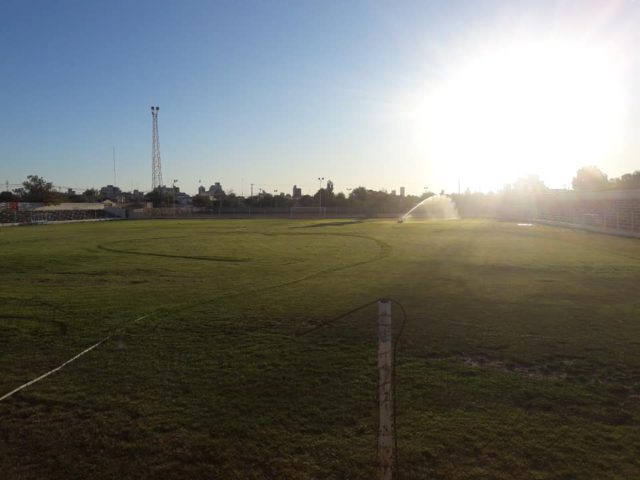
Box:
[199,182,225,200]
[208,182,224,196]
[156,185,174,195]
[391,190,396,196]
[292,185,302,199]
[400,187,405,198]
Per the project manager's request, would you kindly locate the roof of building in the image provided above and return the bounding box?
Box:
[35,203,105,211]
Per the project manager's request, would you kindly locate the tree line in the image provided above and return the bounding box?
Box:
[189,181,431,215]
[0,175,433,214]
[3,166,640,212]
[0,175,104,203]
[571,166,640,191]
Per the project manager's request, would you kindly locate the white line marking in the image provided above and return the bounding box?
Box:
[0,314,149,402]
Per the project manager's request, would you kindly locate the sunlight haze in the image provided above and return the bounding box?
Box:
[1,0,639,194]
[421,36,626,191]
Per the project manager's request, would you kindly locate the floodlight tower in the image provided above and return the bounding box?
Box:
[151,106,163,189]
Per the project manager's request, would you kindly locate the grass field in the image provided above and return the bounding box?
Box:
[1,218,640,479]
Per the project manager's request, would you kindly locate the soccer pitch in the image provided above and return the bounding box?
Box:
[1,219,639,479]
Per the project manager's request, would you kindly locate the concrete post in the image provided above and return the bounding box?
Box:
[378,299,394,480]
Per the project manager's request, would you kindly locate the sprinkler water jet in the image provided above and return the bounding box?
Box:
[398,194,459,222]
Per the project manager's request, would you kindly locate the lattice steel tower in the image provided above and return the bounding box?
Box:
[151,106,163,189]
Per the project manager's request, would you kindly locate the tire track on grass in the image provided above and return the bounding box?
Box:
[97,238,248,263]
[1,232,391,401]
[129,231,392,319]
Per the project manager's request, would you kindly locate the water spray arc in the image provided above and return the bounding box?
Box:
[398,195,460,222]
[151,106,163,189]
[398,198,428,223]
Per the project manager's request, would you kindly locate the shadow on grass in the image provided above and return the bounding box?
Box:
[294,220,364,228]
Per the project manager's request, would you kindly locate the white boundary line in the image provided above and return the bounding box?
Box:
[0,314,148,402]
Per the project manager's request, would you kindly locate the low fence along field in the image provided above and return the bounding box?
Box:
[1,219,639,478]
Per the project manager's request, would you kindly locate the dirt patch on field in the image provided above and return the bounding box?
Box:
[459,353,568,380]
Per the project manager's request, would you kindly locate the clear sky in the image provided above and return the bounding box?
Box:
[2,0,639,195]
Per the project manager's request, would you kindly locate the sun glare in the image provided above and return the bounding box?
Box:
[422,39,626,191]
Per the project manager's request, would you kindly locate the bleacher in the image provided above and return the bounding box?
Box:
[0,203,109,225]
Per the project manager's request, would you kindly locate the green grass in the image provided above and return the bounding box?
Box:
[1,218,640,479]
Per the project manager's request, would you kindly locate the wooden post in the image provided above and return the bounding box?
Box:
[378,299,394,480]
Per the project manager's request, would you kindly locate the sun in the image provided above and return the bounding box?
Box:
[421,38,626,191]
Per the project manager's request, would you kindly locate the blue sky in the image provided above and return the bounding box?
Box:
[2,0,639,195]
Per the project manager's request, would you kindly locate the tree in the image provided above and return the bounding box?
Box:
[0,191,18,202]
[348,186,369,203]
[610,171,640,190]
[145,188,173,207]
[572,166,609,191]
[20,175,60,203]
[511,175,548,193]
[299,194,314,207]
[82,188,99,201]
[192,195,212,208]
[334,191,348,207]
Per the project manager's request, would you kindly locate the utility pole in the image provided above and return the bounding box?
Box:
[318,176,324,213]
[113,146,117,186]
[378,299,394,480]
[251,183,254,198]
[172,179,178,217]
